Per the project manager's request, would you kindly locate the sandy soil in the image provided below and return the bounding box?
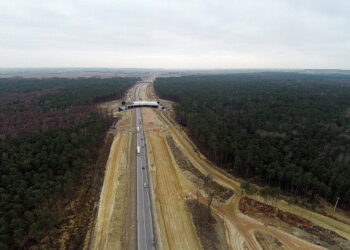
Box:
[159,112,325,249]
[255,231,286,250]
[89,80,349,250]
[142,82,333,250]
[89,95,137,250]
[137,82,201,249]
[147,129,201,250]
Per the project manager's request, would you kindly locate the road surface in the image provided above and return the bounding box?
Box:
[135,83,155,250]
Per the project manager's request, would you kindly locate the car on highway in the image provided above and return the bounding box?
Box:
[144,183,147,188]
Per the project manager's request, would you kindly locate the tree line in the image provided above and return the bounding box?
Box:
[154,73,350,209]
[0,77,136,137]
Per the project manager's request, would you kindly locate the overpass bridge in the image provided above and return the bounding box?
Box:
[119,101,164,111]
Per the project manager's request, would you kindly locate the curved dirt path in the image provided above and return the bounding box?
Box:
[157,103,350,242]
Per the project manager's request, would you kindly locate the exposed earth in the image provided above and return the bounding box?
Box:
[88,78,350,250]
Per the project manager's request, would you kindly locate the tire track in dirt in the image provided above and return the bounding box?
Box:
[147,130,201,250]
[160,114,325,249]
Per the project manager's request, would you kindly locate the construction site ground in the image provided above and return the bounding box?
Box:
[88,81,350,250]
[255,231,285,250]
[142,82,350,249]
[239,197,350,249]
[186,199,230,250]
[88,85,138,250]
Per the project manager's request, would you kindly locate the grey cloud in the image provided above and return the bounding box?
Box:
[0,0,349,68]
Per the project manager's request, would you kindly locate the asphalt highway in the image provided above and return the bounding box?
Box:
[135,84,155,250]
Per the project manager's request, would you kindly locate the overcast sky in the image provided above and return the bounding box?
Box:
[0,0,349,69]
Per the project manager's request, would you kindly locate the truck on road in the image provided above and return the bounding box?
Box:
[137,146,141,154]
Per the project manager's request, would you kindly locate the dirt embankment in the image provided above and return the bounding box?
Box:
[147,81,331,250]
[66,132,114,249]
[240,197,350,249]
[166,135,234,202]
[133,80,350,250]
[186,199,230,250]
[255,231,286,250]
[133,79,200,248]
[146,128,202,250]
[88,92,137,249]
[35,132,114,250]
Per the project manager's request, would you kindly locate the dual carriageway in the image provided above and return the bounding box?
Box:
[134,83,156,250]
